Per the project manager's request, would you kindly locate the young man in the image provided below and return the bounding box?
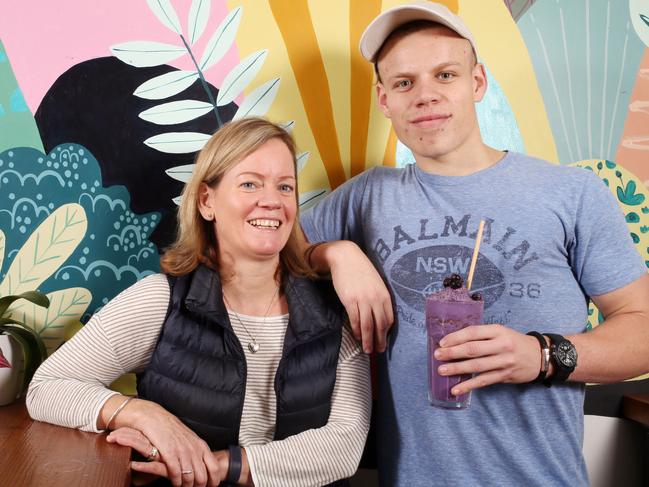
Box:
[300,1,649,486]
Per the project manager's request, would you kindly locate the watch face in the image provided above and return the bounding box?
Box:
[556,342,578,368]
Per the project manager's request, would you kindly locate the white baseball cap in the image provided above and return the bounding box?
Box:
[359,1,478,62]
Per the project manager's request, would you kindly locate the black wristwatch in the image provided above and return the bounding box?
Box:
[544,333,578,385]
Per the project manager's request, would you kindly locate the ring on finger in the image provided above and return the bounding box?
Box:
[146,446,159,461]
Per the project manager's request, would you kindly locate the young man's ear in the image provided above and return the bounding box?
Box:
[197,182,216,221]
[376,83,391,118]
[472,63,488,103]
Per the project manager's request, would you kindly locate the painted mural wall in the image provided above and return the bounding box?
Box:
[0,0,648,411]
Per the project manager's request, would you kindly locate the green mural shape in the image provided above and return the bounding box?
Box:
[0,40,44,153]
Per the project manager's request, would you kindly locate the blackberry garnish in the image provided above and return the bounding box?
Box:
[448,273,463,289]
[443,277,452,288]
[471,292,483,301]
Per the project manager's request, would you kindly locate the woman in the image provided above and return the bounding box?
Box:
[27,118,371,487]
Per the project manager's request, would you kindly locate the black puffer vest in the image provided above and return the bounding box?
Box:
[138,265,350,486]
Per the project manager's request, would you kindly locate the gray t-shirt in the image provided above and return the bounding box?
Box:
[301,151,646,487]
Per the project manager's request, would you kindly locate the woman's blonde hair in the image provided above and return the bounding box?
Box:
[160,117,313,278]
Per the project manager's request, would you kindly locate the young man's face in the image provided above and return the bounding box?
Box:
[376,26,487,164]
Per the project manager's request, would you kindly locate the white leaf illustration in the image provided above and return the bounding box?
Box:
[165,164,195,183]
[233,78,281,120]
[144,132,211,154]
[280,121,295,132]
[188,0,211,45]
[139,100,214,125]
[111,41,185,68]
[296,152,310,174]
[299,189,328,211]
[217,50,268,106]
[146,0,182,34]
[199,6,242,71]
[134,71,199,100]
[172,196,183,206]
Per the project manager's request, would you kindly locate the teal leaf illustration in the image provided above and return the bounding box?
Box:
[146,0,182,35]
[646,260,649,268]
[199,6,242,71]
[111,41,185,68]
[597,161,603,170]
[143,132,211,154]
[641,225,649,233]
[217,50,268,106]
[616,180,646,206]
[133,71,199,100]
[139,100,213,125]
[165,164,195,183]
[605,160,616,169]
[642,207,649,214]
[232,78,280,120]
[626,212,640,223]
[631,232,640,244]
[296,151,310,174]
[188,0,211,45]
[602,178,609,187]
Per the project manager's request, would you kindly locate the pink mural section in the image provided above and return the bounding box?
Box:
[0,0,238,113]
[616,49,649,189]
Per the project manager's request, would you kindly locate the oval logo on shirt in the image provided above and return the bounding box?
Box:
[389,245,505,312]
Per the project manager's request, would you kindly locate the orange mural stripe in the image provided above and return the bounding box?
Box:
[269,0,346,189]
[349,0,382,176]
[382,127,398,167]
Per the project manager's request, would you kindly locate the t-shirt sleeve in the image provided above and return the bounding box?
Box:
[300,170,372,245]
[570,171,646,297]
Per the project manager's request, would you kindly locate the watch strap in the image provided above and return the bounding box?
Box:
[526,331,550,385]
[544,333,576,385]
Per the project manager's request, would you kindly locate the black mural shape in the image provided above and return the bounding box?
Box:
[35,56,237,250]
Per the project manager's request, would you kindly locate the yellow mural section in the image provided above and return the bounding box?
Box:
[460,0,558,163]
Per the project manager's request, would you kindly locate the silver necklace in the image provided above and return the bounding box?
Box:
[223,286,280,354]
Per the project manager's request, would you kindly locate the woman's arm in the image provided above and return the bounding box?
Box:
[26,274,170,431]
[244,326,371,487]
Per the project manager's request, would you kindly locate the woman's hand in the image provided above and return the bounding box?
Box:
[106,399,223,487]
[107,426,228,487]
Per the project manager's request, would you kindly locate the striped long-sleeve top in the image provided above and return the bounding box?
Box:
[26,274,371,487]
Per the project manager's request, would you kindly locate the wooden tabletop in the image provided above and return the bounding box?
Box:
[0,399,131,487]
[622,394,649,428]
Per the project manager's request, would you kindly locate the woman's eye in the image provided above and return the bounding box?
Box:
[279,184,294,193]
[240,182,256,189]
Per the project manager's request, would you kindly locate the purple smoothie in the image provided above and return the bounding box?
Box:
[426,284,484,409]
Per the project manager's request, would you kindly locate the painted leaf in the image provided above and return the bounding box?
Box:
[217,50,268,106]
[232,78,281,120]
[188,0,211,45]
[6,288,91,355]
[133,71,199,100]
[631,0,649,47]
[199,6,242,71]
[146,0,181,34]
[280,121,295,132]
[111,41,185,68]
[172,196,183,206]
[144,132,211,154]
[166,164,195,183]
[0,348,10,368]
[299,189,328,210]
[617,180,646,206]
[0,204,87,296]
[139,100,214,125]
[0,229,5,278]
[296,151,310,174]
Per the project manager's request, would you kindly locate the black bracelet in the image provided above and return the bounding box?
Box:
[226,445,242,484]
[526,331,550,386]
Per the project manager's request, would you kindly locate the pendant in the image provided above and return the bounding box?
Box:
[248,341,260,353]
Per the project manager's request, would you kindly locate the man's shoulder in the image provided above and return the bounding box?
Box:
[506,152,596,185]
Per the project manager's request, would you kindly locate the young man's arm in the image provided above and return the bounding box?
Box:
[299,231,393,353]
[432,274,649,395]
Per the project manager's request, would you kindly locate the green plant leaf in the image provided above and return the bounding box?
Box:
[217,50,268,106]
[111,41,186,68]
[1,325,45,394]
[133,71,199,100]
[199,6,242,71]
[0,291,49,317]
[143,132,211,154]
[232,78,280,120]
[146,0,181,34]
[139,99,214,125]
[188,0,211,45]
[0,204,87,296]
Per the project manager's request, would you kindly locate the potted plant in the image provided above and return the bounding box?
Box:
[0,291,50,406]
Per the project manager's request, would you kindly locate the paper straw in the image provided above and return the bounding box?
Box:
[466,220,485,291]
